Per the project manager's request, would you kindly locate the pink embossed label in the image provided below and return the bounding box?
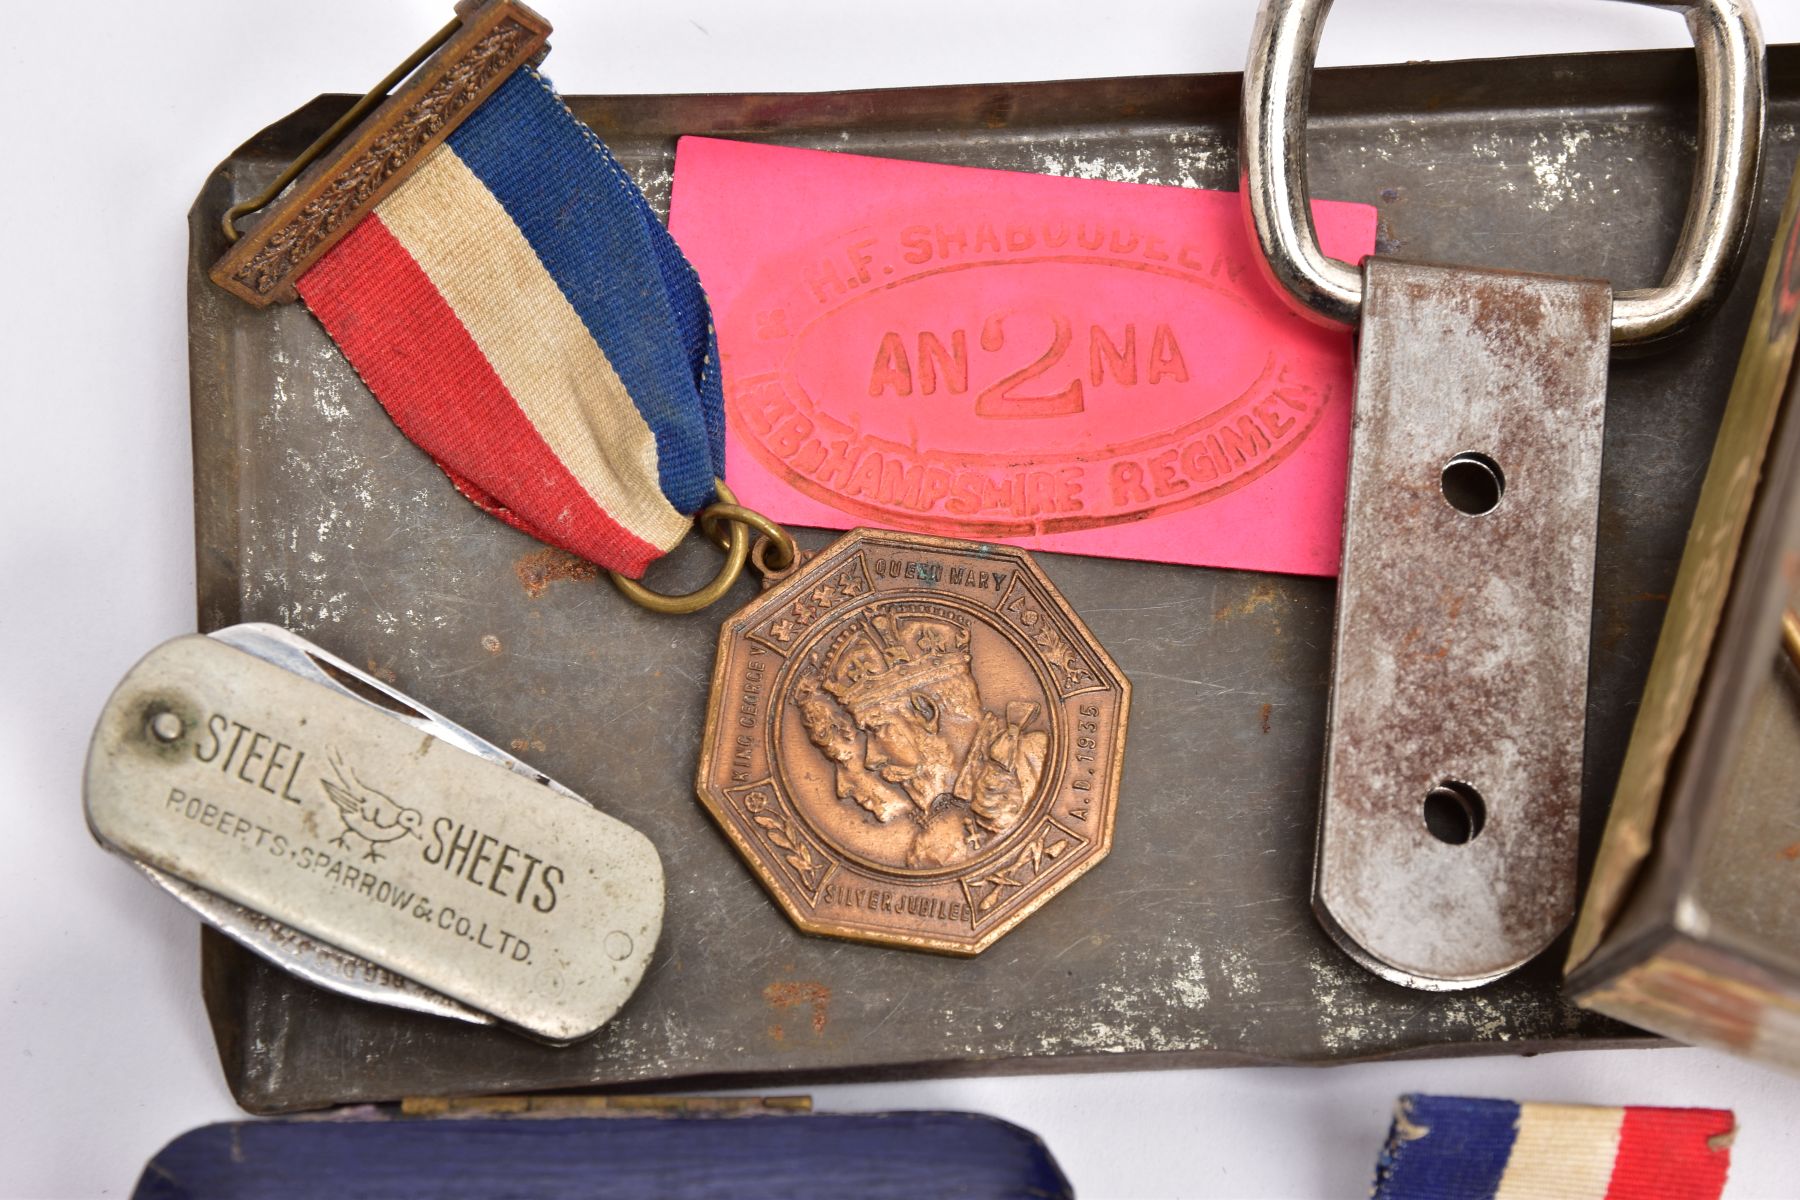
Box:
[670,136,1378,575]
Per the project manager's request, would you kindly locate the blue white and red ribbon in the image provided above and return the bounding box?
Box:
[1371,1094,1734,1200]
[297,67,724,578]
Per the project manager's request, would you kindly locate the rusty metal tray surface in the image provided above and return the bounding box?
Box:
[189,45,1800,1113]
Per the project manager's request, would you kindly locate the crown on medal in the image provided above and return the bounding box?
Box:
[821,610,972,709]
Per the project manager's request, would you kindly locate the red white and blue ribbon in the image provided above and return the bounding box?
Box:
[297,67,724,578]
[1371,1095,1734,1200]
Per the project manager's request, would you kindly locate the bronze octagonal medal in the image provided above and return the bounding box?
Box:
[697,528,1129,955]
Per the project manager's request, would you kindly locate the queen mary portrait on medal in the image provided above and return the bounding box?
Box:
[697,528,1129,955]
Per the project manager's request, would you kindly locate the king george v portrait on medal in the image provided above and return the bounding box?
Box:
[792,607,1049,870]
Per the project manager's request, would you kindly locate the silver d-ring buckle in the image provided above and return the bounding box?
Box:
[1241,0,1766,346]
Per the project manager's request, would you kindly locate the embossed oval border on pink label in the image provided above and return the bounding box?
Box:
[671,137,1379,576]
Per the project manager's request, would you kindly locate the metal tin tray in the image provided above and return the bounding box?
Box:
[188,44,1800,1113]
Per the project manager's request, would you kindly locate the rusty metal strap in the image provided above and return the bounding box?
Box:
[1314,260,1612,989]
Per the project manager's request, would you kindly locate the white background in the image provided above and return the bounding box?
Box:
[5,2,1800,1196]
